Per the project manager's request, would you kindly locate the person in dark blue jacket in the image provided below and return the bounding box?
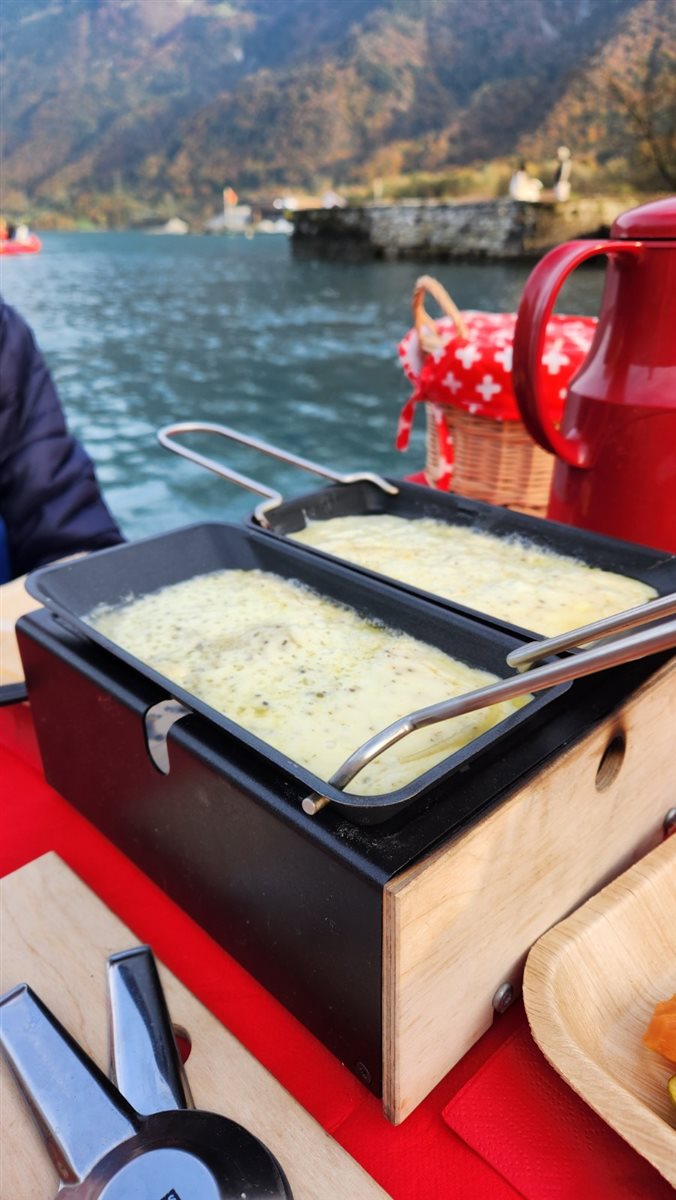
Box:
[0,299,124,581]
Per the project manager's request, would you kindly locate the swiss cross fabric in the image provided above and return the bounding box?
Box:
[396,311,597,452]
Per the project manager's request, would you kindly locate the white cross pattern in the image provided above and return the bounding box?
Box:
[475,374,501,403]
[494,344,513,372]
[443,371,462,394]
[566,329,594,353]
[542,340,571,375]
[455,342,481,369]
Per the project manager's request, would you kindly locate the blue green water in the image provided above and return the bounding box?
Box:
[0,232,603,541]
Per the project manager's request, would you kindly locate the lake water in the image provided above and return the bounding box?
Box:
[1,231,604,541]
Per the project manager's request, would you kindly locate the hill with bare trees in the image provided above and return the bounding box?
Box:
[1,0,673,226]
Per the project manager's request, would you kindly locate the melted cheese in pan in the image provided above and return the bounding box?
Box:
[89,569,527,796]
[291,514,656,636]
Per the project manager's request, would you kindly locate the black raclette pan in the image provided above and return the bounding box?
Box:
[157,423,676,641]
[25,522,570,825]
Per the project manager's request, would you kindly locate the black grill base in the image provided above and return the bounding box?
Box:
[18,608,669,1096]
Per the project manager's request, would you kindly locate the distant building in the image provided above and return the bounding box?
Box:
[257,217,294,235]
[147,216,189,235]
[205,205,252,234]
[162,217,189,235]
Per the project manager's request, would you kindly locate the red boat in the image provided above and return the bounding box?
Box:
[0,233,42,255]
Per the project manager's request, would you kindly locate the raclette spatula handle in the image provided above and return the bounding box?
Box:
[506,590,676,671]
[0,983,138,1186]
[303,614,676,812]
[107,945,192,1115]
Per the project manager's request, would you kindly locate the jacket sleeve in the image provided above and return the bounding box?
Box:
[0,301,125,578]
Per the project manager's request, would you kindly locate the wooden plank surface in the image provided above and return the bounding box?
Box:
[0,853,390,1199]
[524,836,676,1186]
[383,658,676,1124]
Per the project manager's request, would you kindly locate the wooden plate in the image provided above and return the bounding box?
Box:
[523,835,676,1186]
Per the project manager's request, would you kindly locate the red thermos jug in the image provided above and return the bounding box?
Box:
[512,196,676,552]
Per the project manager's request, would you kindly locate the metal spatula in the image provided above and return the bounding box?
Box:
[0,946,293,1198]
[303,600,676,814]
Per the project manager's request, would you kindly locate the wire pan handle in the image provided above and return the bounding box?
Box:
[158,421,282,522]
[506,591,676,671]
[158,421,397,525]
[302,614,676,814]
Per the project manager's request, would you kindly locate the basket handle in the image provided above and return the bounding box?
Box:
[412,275,469,353]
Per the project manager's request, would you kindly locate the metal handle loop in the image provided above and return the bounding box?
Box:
[158,421,397,526]
[158,422,283,524]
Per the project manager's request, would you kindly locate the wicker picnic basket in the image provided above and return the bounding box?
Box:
[410,275,559,516]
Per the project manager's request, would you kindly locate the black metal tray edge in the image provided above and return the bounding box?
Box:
[244,479,676,640]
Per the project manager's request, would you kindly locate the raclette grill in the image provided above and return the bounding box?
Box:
[17,527,676,1106]
[18,432,676,1108]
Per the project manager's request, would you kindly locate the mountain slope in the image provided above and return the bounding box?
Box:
[0,0,671,222]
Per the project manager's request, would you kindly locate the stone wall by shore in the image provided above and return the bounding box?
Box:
[291,197,629,261]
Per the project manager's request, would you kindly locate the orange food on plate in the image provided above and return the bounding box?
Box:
[643,994,676,1064]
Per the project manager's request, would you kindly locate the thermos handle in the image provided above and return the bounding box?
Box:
[512,238,643,467]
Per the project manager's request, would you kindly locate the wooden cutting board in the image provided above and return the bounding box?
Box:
[0,853,391,1199]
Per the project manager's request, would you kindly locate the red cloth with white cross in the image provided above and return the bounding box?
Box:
[396,312,597,483]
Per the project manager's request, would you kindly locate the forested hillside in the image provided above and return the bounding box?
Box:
[1,0,673,225]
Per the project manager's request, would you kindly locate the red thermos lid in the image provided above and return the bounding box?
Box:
[611,195,676,239]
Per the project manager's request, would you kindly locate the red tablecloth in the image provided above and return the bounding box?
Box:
[1,703,671,1200]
